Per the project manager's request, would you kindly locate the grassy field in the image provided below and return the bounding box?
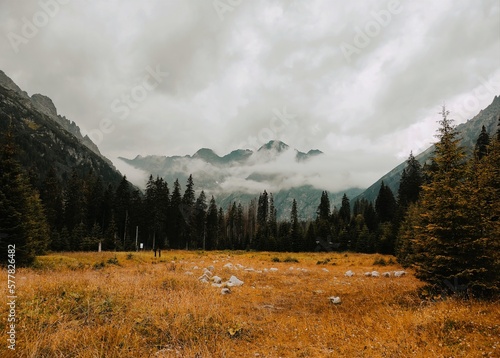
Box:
[1,251,499,357]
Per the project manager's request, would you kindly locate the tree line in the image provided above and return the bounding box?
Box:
[1,110,498,298]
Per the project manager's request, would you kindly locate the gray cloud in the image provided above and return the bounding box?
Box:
[0,0,498,191]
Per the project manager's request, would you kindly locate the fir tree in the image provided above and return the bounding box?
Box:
[410,107,498,297]
[206,196,218,250]
[397,152,424,209]
[375,181,397,223]
[290,199,302,252]
[338,194,351,226]
[474,125,490,160]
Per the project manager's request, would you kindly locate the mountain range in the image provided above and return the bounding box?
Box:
[0,70,124,188]
[1,68,498,221]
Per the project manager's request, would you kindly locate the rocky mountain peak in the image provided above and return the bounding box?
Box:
[31,93,58,118]
[0,70,29,98]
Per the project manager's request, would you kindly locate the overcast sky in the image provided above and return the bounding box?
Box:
[1,0,499,190]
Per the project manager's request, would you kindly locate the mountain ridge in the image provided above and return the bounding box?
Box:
[355,95,500,204]
[0,69,125,190]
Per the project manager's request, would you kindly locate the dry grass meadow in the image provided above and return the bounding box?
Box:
[1,251,499,357]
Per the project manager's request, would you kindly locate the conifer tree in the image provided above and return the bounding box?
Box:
[338,194,351,226]
[181,175,196,249]
[0,129,49,265]
[194,190,207,249]
[474,125,490,160]
[397,152,424,209]
[410,107,498,297]
[315,191,331,244]
[206,196,218,250]
[290,199,302,252]
[168,179,183,249]
[375,181,397,223]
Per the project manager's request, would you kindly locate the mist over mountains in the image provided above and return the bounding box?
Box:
[120,140,355,219]
[2,67,499,221]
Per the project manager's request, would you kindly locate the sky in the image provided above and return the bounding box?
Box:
[1,0,499,190]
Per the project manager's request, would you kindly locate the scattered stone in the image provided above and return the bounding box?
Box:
[394,270,407,277]
[221,288,231,295]
[329,296,342,304]
[212,275,222,284]
[322,268,329,272]
[364,272,372,277]
[371,271,380,277]
[345,270,355,277]
[227,275,244,287]
[203,269,213,277]
[382,272,391,277]
[223,263,234,269]
[269,268,278,272]
[192,266,199,270]
[198,275,210,284]
[245,268,255,272]
[207,265,215,272]
[184,271,194,275]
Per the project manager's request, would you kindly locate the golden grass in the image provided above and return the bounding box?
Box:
[1,251,498,357]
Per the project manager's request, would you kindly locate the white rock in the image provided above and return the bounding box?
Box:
[192,266,199,270]
[227,275,244,287]
[382,272,391,277]
[345,270,355,277]
[371,271,380,277]
[184,271,194,275]
[322,268,329,272]
[236,264,245,269]
[223,263,234,269]
[212,275,222,284]
[364,272,372,277]
[221,288,231,295]
[394,270,406,277]
[203,269,213,277]
[211,283,223,288]
[269,268,278,272]
[329,296,342,304]
[289,267,295,271]
[207,265,215,272]
[198,273,211,282]
[245,268,255,272]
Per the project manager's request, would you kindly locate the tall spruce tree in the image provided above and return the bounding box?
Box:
[410,107,498,297]
[168,179,183,249]
[475,125,490,160]
[338,194,351,226]
[290,199,302,252]
[375,182,397,223]
[206,196,218,250]
[397,152,424,209]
